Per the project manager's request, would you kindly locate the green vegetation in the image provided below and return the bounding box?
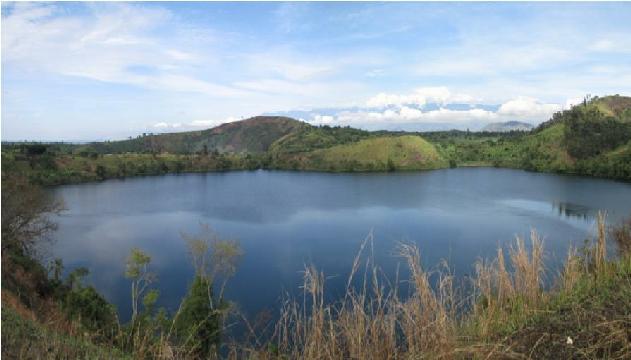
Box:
[1,173,242,358]
[0,150,269,186]
[228,215,631,359]
[425,95,631,180]
[2,167,631,358]
[86,116,305,154]
[268,124,376,154]
[2,306,130,359]
[3,94,631,184]
[1,173,126,357]
[270,135,446,172]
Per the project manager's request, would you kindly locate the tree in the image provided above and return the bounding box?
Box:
[181,223,242,305]
[66,266,89,291]
[124,248,156,321]
[175,224,243,356]
[174,276,220,357]
[1,175,63,256]
[564,107,631,159]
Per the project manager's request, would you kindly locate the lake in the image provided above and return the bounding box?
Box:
[49,168,631,323]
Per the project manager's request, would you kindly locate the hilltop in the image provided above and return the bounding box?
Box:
[86,116,305,154]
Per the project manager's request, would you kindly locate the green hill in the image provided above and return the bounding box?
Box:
[270,135,447,172]
[3,94,631,183]
[269,124,375,154]
[86,116,306,154]
[516,95,631,178]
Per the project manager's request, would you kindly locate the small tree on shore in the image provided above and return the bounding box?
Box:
[174,224,243,356]
[125,248,156,321]
[1,174,63,256]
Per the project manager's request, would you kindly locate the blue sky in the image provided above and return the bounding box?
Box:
[2,2,631,140]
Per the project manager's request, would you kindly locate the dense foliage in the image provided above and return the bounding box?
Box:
[173,276,221,357]
[563,106,631,159]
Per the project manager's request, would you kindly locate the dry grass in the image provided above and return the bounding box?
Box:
[231,213,631,360]
[4,214,630,359]
[234,228,548,359]
[463,212,631,360]
[611,215,631,256]
[230,232,457,359]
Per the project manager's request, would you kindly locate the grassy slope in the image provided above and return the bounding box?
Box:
[490,256,631,359]
[594,94,631,117]
[1,306,130,359]
[268,124,381,155]
[87,116,305,154]
[515,96,631,178]
[272,135,447,171]
[518,122,575,171]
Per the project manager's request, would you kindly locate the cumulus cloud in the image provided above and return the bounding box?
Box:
[366,87,476,107]
[335,106,497,125]
[497,97,561,118]
[295,89,565,130]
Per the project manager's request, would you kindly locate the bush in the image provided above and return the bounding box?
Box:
[173,276,220,357]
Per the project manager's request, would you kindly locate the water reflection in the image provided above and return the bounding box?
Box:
[49,168,631,323]
[553,201,592,220]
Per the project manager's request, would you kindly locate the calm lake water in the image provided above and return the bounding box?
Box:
[50,168,631,322]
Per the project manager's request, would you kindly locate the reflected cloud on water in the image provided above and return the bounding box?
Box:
[49,169,631,321]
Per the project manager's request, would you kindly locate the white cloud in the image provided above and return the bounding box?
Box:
[189,116,238,128]
[313,115,335,124]
[588,35,631,53]
[4,2,630,140]
[366,87,476,108]
[564,97,584,110]
[334,106,497,125]
[497,97,561,118]
[304,90,566,129]
[1,2,246,98]
[414,45,571,78]
[153,122,184,129]
[165,49,196,61]
[590,39,616,52]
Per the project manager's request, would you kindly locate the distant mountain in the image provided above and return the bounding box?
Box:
[481,121,533,132]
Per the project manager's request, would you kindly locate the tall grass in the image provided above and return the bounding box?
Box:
[4,214,629,359]
[231,212,630,360]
